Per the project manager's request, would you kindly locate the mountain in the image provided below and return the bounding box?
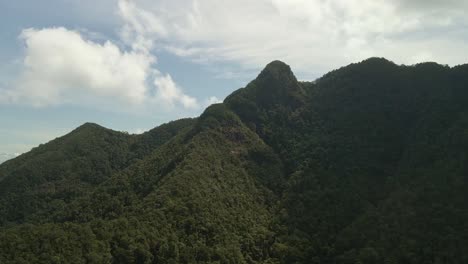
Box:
[1,58,468,263]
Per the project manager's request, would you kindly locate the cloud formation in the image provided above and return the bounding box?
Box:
[2,0,467,111]
[153,72,198,109]
[0,27,198,111]
[118,0,468,77]
[0,152,19,164]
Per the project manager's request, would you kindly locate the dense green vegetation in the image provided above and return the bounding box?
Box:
[1,58,468,263]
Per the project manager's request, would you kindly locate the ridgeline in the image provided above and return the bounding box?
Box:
[1,58,468,263]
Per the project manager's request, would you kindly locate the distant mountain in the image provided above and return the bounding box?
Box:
[1,58,468,263]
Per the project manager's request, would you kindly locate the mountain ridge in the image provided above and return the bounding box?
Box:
[1,58,468,263]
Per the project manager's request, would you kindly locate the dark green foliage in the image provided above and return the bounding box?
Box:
[0,119,193,226]
[2,58,468,263]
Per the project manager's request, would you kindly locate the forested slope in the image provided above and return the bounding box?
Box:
[1,58,468,263]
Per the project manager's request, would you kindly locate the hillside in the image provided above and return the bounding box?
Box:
[1,58,468,263]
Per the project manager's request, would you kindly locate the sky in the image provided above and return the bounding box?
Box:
[0,0,468,163]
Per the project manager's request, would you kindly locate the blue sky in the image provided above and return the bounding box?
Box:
[1,0,467,162]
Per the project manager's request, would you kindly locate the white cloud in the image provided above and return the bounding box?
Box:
[118,0,168,53]
[131,128,147,134]
[204,96,222,107]
[0,153,19,164]
[153,72,199,109]
[18,27,153,107]
[0,27,199,111]
[394,0,467,12]
[3,0,466,112]
[118,0,468,78]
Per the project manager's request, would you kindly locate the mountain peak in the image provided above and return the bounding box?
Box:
[74,122,106,132]
[355,57,398,71]
[262,60,291,73]
[225,60,305,115]
[258,60,295,82]
[251,60,305,108]
[67,122,114,137]
[360,57,393,65]
[78,122,101,128]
